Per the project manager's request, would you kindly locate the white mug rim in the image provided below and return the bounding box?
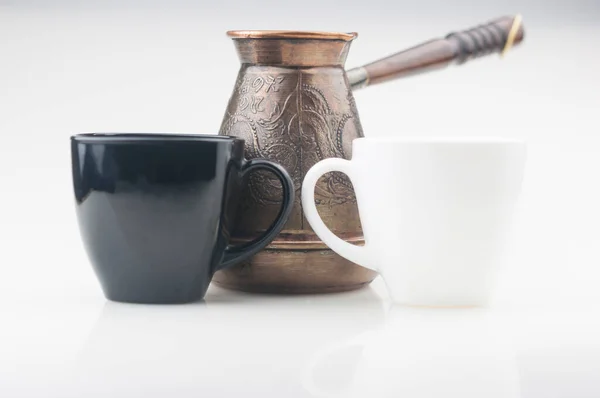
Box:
[353,136,525,145]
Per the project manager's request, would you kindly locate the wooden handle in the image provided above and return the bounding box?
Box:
[347,15,525,90]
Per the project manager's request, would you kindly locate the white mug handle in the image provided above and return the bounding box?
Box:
[302,158,375,271]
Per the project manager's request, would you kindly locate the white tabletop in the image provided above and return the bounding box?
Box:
[1,280,599,398]
[1,1,600,397]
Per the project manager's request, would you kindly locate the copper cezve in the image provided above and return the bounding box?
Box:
[214,15,525,294]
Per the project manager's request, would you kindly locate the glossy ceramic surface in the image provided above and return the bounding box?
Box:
[71,133,294,304]
[303,137,526,307]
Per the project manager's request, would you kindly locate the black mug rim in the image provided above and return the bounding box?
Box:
[71,133,243,144]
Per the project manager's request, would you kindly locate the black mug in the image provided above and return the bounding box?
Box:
[71,133,294,304]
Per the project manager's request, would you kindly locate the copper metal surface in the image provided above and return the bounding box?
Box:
[231,37,353,67]
[227,30,357,41]
[215,31,377,293]
[213,248,376,294]
[215,15,526,293]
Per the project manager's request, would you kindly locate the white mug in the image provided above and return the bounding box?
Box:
[302,137,526,306]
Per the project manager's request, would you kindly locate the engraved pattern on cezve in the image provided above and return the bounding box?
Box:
[220,67,363,230]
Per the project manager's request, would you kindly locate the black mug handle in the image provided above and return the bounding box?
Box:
[217,158,295,270]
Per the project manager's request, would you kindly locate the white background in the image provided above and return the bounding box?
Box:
[1,1,599,397]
